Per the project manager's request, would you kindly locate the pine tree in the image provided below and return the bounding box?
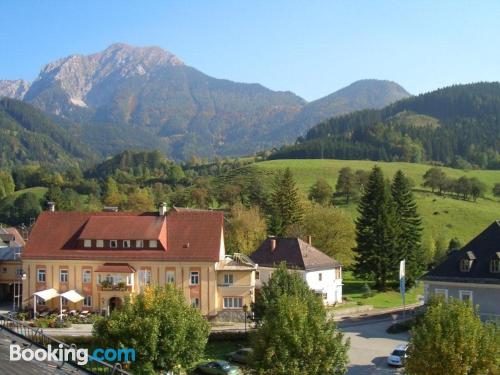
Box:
[268,168,303,236]
[353,166,399,290]
[391,170,424,288]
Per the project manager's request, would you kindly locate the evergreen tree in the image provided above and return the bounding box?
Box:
[391,170,424,287]
[353,166,399,290]
[268,168,303,236]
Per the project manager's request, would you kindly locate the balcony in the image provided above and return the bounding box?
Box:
[98,282,134,292]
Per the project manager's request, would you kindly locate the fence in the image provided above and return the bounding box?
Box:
[0,313,132,375]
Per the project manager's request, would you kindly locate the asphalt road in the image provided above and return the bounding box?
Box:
[340,317,408,375]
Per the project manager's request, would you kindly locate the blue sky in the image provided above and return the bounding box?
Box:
[1,0,499,101]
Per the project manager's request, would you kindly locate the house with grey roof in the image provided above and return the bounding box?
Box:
[250,236,343,305]
[422,220,500,320]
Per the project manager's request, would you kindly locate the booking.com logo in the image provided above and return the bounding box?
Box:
[10,343,136,365]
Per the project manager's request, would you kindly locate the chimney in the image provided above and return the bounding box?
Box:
[159,202,168,216]
[270,237,277,252]
[307,235,312,245]
[47,202,55,212]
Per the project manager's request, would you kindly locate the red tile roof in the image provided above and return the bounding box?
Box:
[22,209,224,262]
[95,263,136,273]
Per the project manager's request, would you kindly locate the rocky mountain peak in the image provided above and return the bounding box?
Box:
[0,79,30,99]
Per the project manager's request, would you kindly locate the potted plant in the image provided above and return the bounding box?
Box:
[117,281,126,290]
[100,280,112,289]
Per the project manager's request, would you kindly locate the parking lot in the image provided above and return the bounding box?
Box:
[340,318,409,375]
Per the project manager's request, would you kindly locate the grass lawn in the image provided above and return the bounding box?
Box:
[335,271,423,310]
[253,159,500,244]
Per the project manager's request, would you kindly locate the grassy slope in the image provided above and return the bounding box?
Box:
[254,159,500,244]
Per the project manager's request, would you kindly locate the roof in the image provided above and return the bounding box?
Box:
[22,209,224,262]
[79,216,165,240]
[423,220,500,284]
[95,263,136,273]
[0,227,25,247]
[250,237,340,271]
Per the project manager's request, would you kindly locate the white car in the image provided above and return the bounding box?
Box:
[387,344,408,367]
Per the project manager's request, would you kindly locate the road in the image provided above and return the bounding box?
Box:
[339,317,408,375]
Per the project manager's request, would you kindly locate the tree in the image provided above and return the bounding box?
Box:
[448,237,462,252]
[250,265,349,375]
[493,183,500,197]
[93,286,210,374]
[123,188,155,212]
[391,170,424,287]
[423,167,446,193]
[225,203,267,255]
[406,298,499,375]
[469,177,486,201]
[433,236,448,265]
[0,171,15,199]
[13,192,42,225]
[336,167,356,203]
[308,178,333,206]
[353,166,400,290]
[268,168,303,236]
[287,205,356,268]
[103,177,125,207]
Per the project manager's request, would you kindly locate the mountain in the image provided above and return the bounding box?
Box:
[0,80,30,100]
[0,98,97,169]
[0,43,410,160]
[270,82,500,169]
[271,79,410,142]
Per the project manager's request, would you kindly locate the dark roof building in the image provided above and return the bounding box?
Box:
[250,237,340,271]
[422,220,500,284]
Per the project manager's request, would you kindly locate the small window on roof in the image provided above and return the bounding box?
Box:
[490,259,500,273]
[123,240,131,248]
[96,240,104,248]
[136,240,144,248]
[460,259,473,272]
[149,240,157,248]
[110,240,117,248]
[83,239,91,248]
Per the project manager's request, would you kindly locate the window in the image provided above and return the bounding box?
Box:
[82,269,91,284]
[110,240,118,248]
[335,268,342,279]
[136,240,144,248]
[148,240,157,248]
[459,290,473,304]
[190,271,200,285]
[16,268,23,277]
[223,274,234,285]
[139,269,151,286]
[83,239,91,248]
[61,297,68,306]
[490,259,500,273]
[318,273,323,281]
[191,298,200,308]
[460,259,473,272]
[83,295,92,307]
[255,271,260,280]
[96,240,104,248]
[37,269,46,283]
[123,240,131,248]
[434,288,448,301]
[223,297,243,309]
[60,269,69,283]
[36,296,45,306]
[166,270,175,284]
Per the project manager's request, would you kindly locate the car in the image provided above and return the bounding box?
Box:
[196,360,241,374]
[226,347,253,364]
[387,344,408,367]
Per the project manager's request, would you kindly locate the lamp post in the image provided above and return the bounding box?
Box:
[243,304,248,335]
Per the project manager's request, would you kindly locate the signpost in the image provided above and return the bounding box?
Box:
[399,259,406,317]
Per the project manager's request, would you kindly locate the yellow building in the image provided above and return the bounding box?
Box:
[21,206,256,318]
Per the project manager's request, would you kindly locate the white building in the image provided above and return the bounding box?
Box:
[250,237,342,305]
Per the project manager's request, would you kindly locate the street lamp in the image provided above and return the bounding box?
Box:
[242,304,248,334]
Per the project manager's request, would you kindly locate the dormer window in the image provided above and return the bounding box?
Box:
[110,240,118,248]
[136,240,144,248]
[490,259,500,273]
[460,251,476,272]
[84,240,91,248]
[96,240,104,248]
[460,259,473,272]
[123,240,131,248]
[149,240,157,248]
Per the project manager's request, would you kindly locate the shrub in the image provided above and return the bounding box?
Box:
[361,282,374,298]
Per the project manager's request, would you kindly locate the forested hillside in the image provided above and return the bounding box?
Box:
[271,82,500,169]
[0,98,97,169]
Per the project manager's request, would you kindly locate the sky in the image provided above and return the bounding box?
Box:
[1,0,499,101]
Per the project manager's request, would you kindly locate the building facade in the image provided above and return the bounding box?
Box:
[21,206,256,317]
[250,237,343,305]
[422,220,500,321]
[0,227,25,306]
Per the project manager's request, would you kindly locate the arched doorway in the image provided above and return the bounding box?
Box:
[109,297,123,312]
